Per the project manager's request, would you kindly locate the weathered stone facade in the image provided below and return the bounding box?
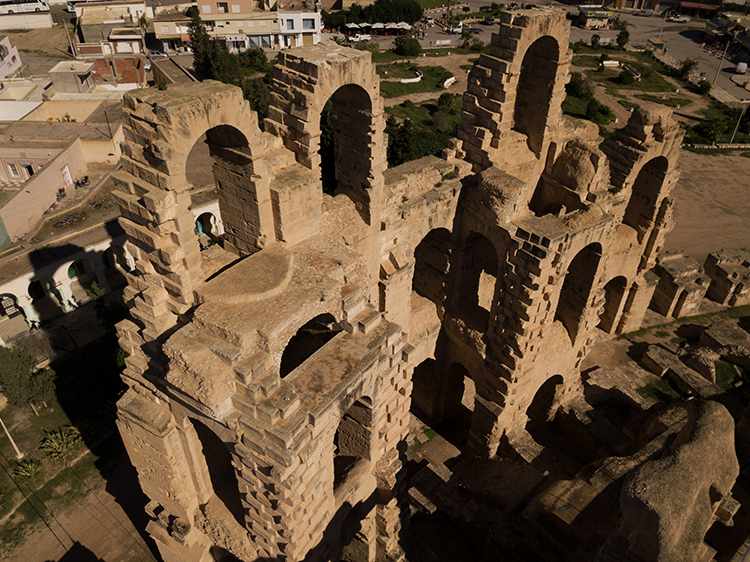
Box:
[113,8,686,561]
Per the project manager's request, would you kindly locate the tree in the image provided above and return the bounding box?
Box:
[0,347,45,407]
[394,36,422,57]
[591,34,600,48]
[677,58,698,80]
[696,79,712,97]
[616,30,630,50]
[696,119,728,143]
[566,72,595,100]
[617,69,636,85]
[437,92,459,115]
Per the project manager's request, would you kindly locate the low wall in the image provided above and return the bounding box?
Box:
[0,12,52,30]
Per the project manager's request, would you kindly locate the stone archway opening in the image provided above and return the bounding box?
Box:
[280,313,342,378]
[103,246,131,289]
[456,232,499,331]
[28,276,66,320]
[527,375,564,425]
[317,84,375,225]
[554,243,602,343]
[190,418,245,528]
[412,227,452,306]
[599,276,628,333]
[622,156,669,243]
[513,36,559,154]
[334,397,373,490]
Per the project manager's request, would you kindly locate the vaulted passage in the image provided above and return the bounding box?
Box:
[527,375,564,424]
[555,243,602,343]
[457,232,499,331]
[280,313,342,378]
[412,227,452,306]
[334,397,373,490]
[599,276,628,333]
[514,36,559,153]
[622,156,668,242]
[191,419,245,527]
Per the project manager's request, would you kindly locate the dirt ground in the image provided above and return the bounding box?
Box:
[4,25,70,58]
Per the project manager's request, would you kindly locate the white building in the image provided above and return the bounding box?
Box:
[0,36,21,79]
[278,11,321,48]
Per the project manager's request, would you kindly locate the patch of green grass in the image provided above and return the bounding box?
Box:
[380,65,453,98]
[572,54,601,68]
[637,378,680,402]
[699,100,733,121]
[386,101,434,129]
[371,50,411,63]
[460,64,473,71]
[562,95,589,118]
[635,94,692,108]
[653,330,671,338]
[586,66,676,95]
[377,62,422,80]
[715,360,738,391]
[618,99,640,109]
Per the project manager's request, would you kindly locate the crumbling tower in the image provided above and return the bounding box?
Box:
[113,8,683,562]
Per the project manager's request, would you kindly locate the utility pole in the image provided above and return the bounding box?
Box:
[713,39,730,85]
[730,101,749,144]
[0,415,23,460]
[658,11,667,41]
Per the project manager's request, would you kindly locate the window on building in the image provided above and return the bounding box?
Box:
[7,164,18,177]
[237,21,243,27]
[303,18,315,30]
[161,25,169,33]
[202,5,211,13]
[260,20,266,27]
[287,19,294,30]
[248,20,254,27]
[217,2,228,13]
[232,4,240,12]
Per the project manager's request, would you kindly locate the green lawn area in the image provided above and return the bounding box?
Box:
[386,101,435,129]
[618,99,640,109]
[585,66,676,95]
[380,65,453,97]
[634,93,692,108]
[376,62,423,80]
[572,54,600,68]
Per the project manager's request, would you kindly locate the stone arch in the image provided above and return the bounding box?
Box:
[554,243,602,343]
[28,276,66,320]
[527,374,564,424]
[333,396,373,490]
[189,417,246,528]
[196,212,219,238]
[514,35,560,154]
[267,43,386,226]
[599,276,628,333]
[622,156,669,243]
[412,227,452,307]
[279,313,343,378]
[67,258,95,283]
[455,231,500,331]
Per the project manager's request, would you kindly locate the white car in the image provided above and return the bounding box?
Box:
[148,50,169,60]
[348,34,372,43]
[667,15,691,23]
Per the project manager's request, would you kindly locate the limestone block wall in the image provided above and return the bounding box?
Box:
[704,249,750,307]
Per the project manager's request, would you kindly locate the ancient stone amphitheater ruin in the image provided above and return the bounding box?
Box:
[110,7,732,562]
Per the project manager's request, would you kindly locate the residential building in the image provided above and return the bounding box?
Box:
[0,36,21,80]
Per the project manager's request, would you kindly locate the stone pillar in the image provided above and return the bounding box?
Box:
[56,283,75,312]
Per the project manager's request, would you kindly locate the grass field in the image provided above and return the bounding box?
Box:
[380,65,453,97]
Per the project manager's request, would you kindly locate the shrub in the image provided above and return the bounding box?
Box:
[356,41,380,55]
[616,30,630,50]
[14,459,42,482]
[677,58,698,80]
[617,69,636,85]
[469,38,485,52]
[695,119,728,143]
[437,92,459,114]
[591,34,600,48]
[566,72,595,100]
[696,79,712,97]
[41,427,82,463]
[394,36,422,57]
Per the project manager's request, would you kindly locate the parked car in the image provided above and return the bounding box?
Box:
[424,16,435,25]
[737,62,747,74]
[483,16,495,25]
[348,34,372,43]
[148,50,169,59]
[667,15,691,22]
[636,9,654,16]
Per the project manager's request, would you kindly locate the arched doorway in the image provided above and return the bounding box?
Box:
[456,232,499,331]
[280,313,342,378]
[28,276,66,321]
[622,156,669,243]
[599,276,628,333]
[67,258,97,304]
[334,397,373,490]
[527,375,564,424]
[318,84,375,225]
[514,36,560,154]
[555,243,602,343]
[412,227,452,306]
[190,418,245,527]
[102,246,131,289]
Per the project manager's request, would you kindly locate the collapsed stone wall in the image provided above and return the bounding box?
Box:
[112,9,686,562]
